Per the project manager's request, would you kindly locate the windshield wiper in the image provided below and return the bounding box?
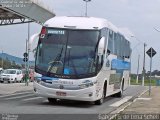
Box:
[47,45,64,73]
[70,58,79,78]
[64,48,79,78]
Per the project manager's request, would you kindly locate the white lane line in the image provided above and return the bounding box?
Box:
[110,96,132,107]
[4,94,34,100]
[43,100,49,103]
[22,97,43,101]
[0,92,32,98]
[136,98,152,100]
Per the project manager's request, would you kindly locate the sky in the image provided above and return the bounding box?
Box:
[0,0,160,74]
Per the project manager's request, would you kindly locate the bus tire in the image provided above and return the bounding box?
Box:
[48,98,57,103]
[95,82,107,105]
[115,79,124,98]
[95,96,104,105]
[116,91,122,98]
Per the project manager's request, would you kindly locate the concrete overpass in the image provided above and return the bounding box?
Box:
[0,0,55,26]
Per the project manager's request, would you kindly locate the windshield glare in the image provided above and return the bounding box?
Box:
[36,28,99,78]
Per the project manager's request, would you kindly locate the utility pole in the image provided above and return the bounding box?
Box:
[142,43,147,86]
[1,50,3,69]
[27,23,30,71]
[26,22,30,86]
[24,23,30,86]
[136,54,140,84]
[83,0,91,17]
[25,39,28,86]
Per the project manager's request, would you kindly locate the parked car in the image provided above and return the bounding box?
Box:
[0,69,23,83]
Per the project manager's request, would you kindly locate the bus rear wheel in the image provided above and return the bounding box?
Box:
[115,91,122,97]
[115,80,124,98]
[48,98,57,103]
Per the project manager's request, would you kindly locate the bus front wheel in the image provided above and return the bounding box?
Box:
[95,85,106,105]
[95,97,104,105]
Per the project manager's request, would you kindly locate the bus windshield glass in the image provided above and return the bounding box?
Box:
[35,28,99,79]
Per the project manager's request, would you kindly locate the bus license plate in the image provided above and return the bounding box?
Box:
[56,92,66,96]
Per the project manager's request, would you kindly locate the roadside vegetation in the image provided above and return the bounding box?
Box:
[130,79,157,86]
[0,57,24,69]
[130,74,160,86]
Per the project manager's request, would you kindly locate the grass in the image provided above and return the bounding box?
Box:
[130,79,158,86]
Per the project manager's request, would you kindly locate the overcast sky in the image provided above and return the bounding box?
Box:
[0,0,160,73]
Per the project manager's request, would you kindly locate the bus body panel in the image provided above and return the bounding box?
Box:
[33,16,131,103]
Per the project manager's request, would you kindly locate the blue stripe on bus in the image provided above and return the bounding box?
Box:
[111,59,130,70]
[36,76,59,81]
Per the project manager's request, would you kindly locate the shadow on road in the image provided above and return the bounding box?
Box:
[34,96,115,108]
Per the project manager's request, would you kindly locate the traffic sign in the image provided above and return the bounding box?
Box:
[23,52,28,57]
[23,58,28,62]
[146,47,156,58]
[146,47,157,96]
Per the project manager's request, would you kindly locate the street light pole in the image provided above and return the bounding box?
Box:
[27,23,30,71]
[136,54,140,84]
[142,43,147,86]
[83,0,91,17]
[1,50,3,69]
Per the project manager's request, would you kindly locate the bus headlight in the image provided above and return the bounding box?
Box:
[79,80,94,89]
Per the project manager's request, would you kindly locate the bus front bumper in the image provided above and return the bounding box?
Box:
[33,82,98,102]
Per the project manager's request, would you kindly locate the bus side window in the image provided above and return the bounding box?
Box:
[127,41,131,58]
[108,30,114,54]
[107,49,111,55]
[116,34,121,58]
[114,33,117,55]
[124,39,129,58]
[121,37,125,59]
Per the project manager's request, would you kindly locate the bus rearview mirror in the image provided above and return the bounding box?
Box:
[98,37,105,56]
[29,33,40,51]
[29,33,40,58]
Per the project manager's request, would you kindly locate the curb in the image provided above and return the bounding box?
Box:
[109,87,150,120]
[133,86,156,102]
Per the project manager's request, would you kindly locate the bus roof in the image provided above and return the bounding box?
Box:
[44,16,130,40]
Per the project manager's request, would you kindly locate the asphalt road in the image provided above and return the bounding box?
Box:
[0,85,146,120]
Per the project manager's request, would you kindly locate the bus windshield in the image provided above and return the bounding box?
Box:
[35,28,100,79]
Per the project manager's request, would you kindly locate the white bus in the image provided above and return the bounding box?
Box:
[32,16,131,105]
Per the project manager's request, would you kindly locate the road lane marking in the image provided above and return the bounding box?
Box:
[0,91,32,98]
[136,97,152,100]
[110,96,132,107]
[22,97,43,101]
[4,94,34,100]
[43,100,49,103]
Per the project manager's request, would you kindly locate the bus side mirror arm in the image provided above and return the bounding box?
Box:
[98,37,105,56]
[107,49,111,55]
